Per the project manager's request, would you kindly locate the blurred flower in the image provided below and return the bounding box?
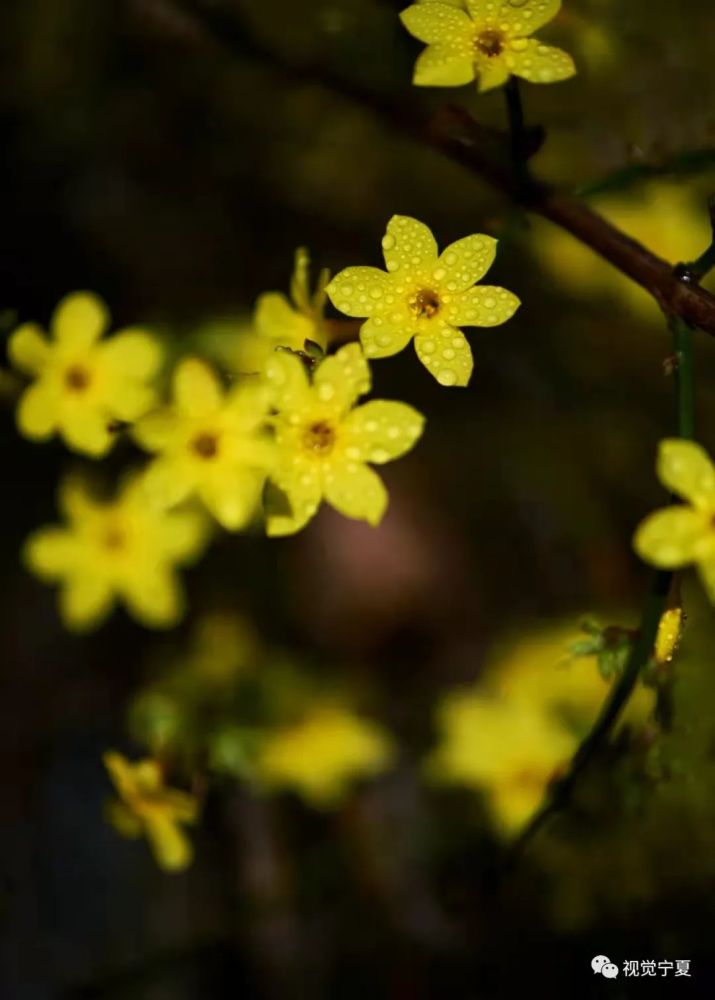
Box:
[103,752,198,871]
[634,439,715,602]
[326,215,519,386]
[254,703,394,807]
[264,343,424,535]
[427,620,655,834]
[133,358,274,531]
[400,0,575,93]
[24,477,208,631]
[9,292,162,456]
[535,182,715,317]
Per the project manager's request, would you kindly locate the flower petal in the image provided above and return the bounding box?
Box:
[438,235,497,291]
[443,285,521,327]
[313,343,371,412]
[17,382,60,439]
[199,472,264,531]
[133,409,180,453]
[491,0,562,36]
[360,316,415,360]
[100,330,163,379]
[413,43,476,87]
[104,381,156,422]
[161,510,210,562]
[263,350,312,413]
[60,576,115,631]
[476,58,511,93]
[507,39,576,85]
[633,506,709,568]
[323,461,388,526]
[697,560,715,605]
[24,528,76,579]
[53,292,108,351]
[326,267,391,319]
[255,291,313,349]
[400,3,473,44]
[121,568,184,628]
[266,461,322,537]
[174,358,223,418]
[144,814,193,871]
[342,400,425,463]
[9,323,51,375]
[657,439,715,510]
[382,216,439,274]
[414,326,473,386]
[61,408,114,457]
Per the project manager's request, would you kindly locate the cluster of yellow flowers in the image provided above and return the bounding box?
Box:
[10,215,521,631]
[104,613,394,870]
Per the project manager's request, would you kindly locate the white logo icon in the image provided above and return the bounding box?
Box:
[592,955,619,979]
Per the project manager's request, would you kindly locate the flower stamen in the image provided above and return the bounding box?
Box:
[65,365,91,392]
[411,289,441,319]
[302,420,336,454]
[191,432,219,459]
[475,29,504,58]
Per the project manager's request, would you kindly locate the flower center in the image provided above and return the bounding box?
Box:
[102,527,126,551]
[475,29,504,57]
[65,365,91,392]
[411,288,441,319]
[302,420,336,454]
[191,432,219,459]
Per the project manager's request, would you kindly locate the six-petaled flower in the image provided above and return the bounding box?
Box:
[104,752,198,871]
[263,343,425,535]
[326,216,520,386]
[634,439,715,603]
[133,358,274,531]
[9,292,163,456]
[24,477,208,631]
[400,0,576,93]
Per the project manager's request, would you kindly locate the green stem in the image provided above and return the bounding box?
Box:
[508,302,697,865]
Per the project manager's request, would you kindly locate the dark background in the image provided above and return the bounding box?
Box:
[2,0,715,996]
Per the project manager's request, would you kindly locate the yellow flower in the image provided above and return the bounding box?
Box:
[654,607,683,665]
[326,215,519,386]
[9,292,163,456]
[254,704,394,807]
[634,439,715,602]
[426,620,655,834]
[133,358,274,531]
[103,752,198,871]
[232,248,329,374]
[400,0,575,93]
[24,477,208,631]
[427,691,574,833]
[263,343,424,535]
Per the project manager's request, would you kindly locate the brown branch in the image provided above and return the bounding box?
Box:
[138,0,715,336]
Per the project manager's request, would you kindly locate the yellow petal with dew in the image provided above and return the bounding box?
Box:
[633,505,710,568]
[326,266,391,319]
[476,57,511,93]
[382,215,439,274]
[265,461,322,537]
[53,292,108,351]
[255,291,313,351]
[174,358,223,418]
[657,438,715,511]
[144,814,194,871]
[413,43,476,87]
[342,400,425,463]
[473,0,562,35]
[507,39,575,85]
[263,350,312,414]
[17,382,60,439]
[60,576,115,632]
[415,326,473,386]
[323,460,388,526]
[313,343,371,413]
[360,315,414,360]
[444,284,520,327]
[9,323,51,375]
[438,234,497,291]
[399,3,473,44]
